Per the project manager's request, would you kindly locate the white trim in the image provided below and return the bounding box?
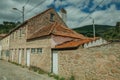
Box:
[26,49,30,67]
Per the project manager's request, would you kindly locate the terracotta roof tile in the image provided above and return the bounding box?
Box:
[52,23,86,39]
[55,39,91,49]
[27,22,56,39]
[27,22,87,40]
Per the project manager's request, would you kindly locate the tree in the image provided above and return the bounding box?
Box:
[0,21,17,34]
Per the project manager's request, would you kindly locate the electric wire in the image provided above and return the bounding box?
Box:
[14,0,46,22]
[79,0,105,23]
[24,0,30,7]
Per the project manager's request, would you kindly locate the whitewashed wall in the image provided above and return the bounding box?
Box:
[83,38,107,48]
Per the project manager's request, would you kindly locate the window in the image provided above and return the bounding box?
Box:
[31,48,42,54]
[37,48,42,54]
[50,13,54,22]
[31,48,35,53]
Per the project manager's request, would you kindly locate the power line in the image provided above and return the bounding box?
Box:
[14,0,46,22]
[24,0,30,7]
[79,0,105,23]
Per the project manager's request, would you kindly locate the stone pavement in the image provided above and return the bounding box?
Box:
[0,60,55,80]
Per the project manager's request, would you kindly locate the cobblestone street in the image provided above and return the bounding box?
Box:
[0,60,54,80]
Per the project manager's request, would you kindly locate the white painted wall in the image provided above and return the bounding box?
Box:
[84,38,107,48]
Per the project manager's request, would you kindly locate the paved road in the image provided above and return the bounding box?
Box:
[0,60,55,80]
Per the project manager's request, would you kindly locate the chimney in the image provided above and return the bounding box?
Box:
[60,8,67,23]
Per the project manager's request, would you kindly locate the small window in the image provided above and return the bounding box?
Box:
[31,48,36,53]
[37,48,42,54]
[50,13,54,22]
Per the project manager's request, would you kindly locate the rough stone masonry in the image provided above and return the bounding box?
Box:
[58,42,120,80]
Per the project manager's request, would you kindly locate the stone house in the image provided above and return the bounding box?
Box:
[0,8,108,79]
[0,35,10,60]
[0,34,7,59]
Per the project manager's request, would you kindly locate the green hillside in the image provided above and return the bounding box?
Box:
[73,25,120,40]
[103,26,120,40]
[0,21,19,34]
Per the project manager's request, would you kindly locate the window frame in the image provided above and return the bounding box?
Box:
[50,13,55,22]
[31,48,36,53]
[37,48,42,54]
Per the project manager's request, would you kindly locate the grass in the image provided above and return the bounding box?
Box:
[29,66,47,74]
[8,60,66,80]
[48,73,65,80]
[0,58,3,60]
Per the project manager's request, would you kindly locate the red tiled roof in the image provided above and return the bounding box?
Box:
[54,37,101,49]
[52,23,86,39]
[27,22,87,40]
[27,23,56,39]
[55,39,91,49]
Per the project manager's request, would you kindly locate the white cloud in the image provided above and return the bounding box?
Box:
[0,0,120,29]
[65,2,120,28]
[25,0,53,20]
[82,4,120,26]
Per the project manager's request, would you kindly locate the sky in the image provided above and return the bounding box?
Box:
[0,0,120,28]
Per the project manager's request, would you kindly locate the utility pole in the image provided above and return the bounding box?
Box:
[90,17,96,39]
[13,6,25,23]
[22,6,25,22]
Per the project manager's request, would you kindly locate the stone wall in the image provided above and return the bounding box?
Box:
[8,24,27,64]
[27,36,52,72]
[58,42,120,80]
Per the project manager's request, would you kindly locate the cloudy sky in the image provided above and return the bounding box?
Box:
[0,0,120,28]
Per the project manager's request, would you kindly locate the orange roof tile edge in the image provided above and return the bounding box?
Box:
[55,39,91,49]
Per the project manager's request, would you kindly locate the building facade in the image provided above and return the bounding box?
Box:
[0,8,108,79]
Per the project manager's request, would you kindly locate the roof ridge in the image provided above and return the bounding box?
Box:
[49,22,57,34]
[60,25,85,36]
[27,8,54,22]
[56,39,75,46]
[51,23,87,39]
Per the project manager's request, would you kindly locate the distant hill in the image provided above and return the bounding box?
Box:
[103,26,120,40]
[73,24,120,40]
